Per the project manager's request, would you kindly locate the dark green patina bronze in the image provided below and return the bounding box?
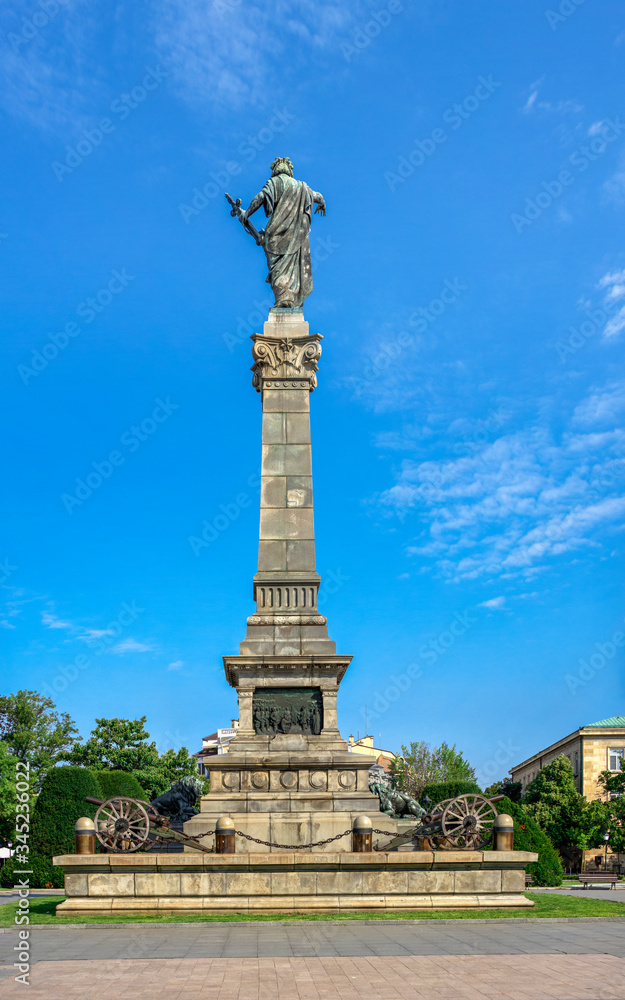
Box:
[225,156,326,309]
[252,687,323,735]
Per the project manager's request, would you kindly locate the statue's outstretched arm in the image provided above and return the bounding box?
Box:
[243,191,264,222]
[312,190,326,216]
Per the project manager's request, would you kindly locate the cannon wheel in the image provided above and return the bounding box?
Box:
[441,794,498,850]
[426,798,455,848]
[94,797,150,853]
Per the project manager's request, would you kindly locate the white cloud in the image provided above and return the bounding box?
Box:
[150,0,361,112]
[0,7,108,131]
[0,620,16,629]
[603,156,625,207]
[588,121,606,136]
[41,610,73,630]
[590,269,625,340]
[377,381,625,582]
[537,99,583,115]
[522,90,538,114]
[478,596,506,610]
[597,270,625,297]
[167,659,184,670]
[111,637,156,655]
[572,381,625,427]
[77,627,115,642]
[520,79,582,117]
[604,309,625,339]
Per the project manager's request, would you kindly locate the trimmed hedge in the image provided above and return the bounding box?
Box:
[92,769,145,801]
[1,766,100,889]
[420,779,482,807]
[30,766,100,858]
[487,795,563,886]
[0,851,65,889]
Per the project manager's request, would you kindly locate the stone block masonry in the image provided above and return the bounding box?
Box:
[55,851,537,915]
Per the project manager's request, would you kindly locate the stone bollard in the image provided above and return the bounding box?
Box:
[494,814,514,851]
[352,815,372,852]
[75,817,96,854]
[216,816,236,854]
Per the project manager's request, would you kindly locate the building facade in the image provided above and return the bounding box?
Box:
[347,734,396,774]
[194,720,239,776]
[509,716,625,801]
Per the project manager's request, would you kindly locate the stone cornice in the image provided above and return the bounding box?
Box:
[223,653,352,688]
[509,725,625,774]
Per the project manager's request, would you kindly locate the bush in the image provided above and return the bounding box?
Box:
[0,852,64,889]
[420,779,482,807]
[91,769,145,801]
[489,795,563,886]
[0,766,101,888]
[30,766,100,858]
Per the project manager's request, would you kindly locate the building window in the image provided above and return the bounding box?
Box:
[574,752,579,777]
[608,748,624,772]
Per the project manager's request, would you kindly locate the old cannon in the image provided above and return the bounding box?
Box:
[85,777,210,854]
[85,795,214,854]
[411,793,504,850]
[370,782,505,851]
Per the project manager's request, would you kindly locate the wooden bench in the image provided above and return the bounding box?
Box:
[579,873,619,889]
[525,874,534,888]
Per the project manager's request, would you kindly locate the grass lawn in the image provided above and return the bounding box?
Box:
[1,893,625,925]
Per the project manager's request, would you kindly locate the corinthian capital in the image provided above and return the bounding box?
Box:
[251,332,323,392]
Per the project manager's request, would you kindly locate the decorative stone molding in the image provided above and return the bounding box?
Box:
[247,614,327,626]
[253,583,320,616]
[251,333,322,392]
[338,770,357,789]
[309,770,328,790]
[224,653,353,689]
[222,772,240,791]
[280,771,298,789]
[251,771,269,789]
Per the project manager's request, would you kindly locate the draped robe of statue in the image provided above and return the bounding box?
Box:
[255,174,323,308]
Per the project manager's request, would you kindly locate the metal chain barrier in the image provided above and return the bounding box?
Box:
[155,827,401,850]
[234,828,353,850]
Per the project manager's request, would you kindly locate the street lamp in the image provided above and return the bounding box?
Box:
[604,831,610,870]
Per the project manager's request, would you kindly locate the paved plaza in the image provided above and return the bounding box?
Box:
[1,921,624,999]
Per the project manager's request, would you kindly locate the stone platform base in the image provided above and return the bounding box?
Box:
[54,850,537,915]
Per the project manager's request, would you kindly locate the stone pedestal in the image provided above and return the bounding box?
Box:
[54,851,538,915]
[185,309,391,851]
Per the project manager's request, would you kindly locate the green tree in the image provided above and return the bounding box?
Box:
[597,755,625,798]
[0,766,100,890]
[523,754,598,862]
[391,740,476,800]
[420,778,481,806]
[64,717,198,799]
[0,690,79,791]
[91,769,145,801]
[605,798,625,855]
[489,795,564,886]
[0,741,18,848]
[597,757,625,855]
[483,777,523,803]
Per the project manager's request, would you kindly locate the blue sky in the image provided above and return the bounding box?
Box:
[2,0,624,787]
